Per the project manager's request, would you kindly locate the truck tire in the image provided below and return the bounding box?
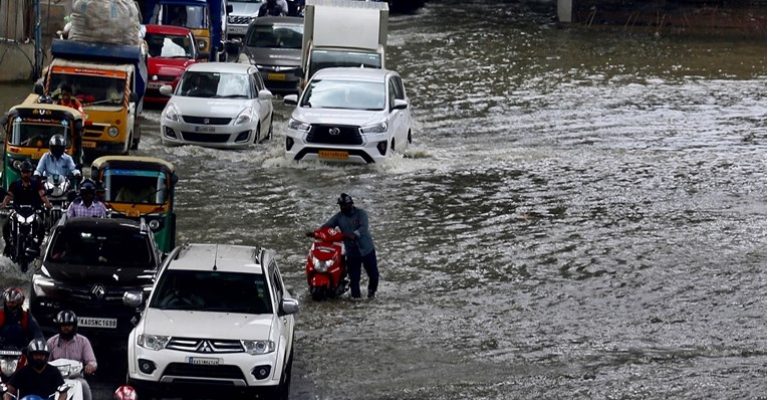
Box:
[131,125,141,150]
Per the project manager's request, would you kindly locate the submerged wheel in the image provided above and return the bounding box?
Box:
[266,116,273,141]
[131,125,142,150]
[253,123,262,144]
[310,287,326,301]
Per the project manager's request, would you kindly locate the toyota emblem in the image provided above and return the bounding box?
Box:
[91,285,106,300]
[203,118,210,125]
[329,127,341,136]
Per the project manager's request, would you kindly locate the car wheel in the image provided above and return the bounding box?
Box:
[391,138,396,151]
[266,116,273,141]
[131,125,141,150]
[253,123,261,144]
[407,130,413,144]
[310,287,326,301]
[277,351,293,400]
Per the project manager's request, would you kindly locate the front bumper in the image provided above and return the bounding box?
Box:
[161,120,257,149]
[258,70,301,94]
[284,128,391,164]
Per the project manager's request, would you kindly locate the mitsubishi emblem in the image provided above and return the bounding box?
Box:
[91,285,105,300]
[329,127,341,136]
[197,340,214,353]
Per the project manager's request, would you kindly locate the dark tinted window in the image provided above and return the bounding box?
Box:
[150,270,273,314]
[245,23,303,49]
[47,226,154,268]
[308,50,381,79]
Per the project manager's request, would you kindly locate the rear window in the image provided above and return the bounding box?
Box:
[150,270,273,314]
[47,226,154,268]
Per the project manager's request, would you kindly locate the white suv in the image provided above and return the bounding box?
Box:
[127,244,299,399]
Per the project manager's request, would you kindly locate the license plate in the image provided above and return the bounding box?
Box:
[267,73,286,81]
[82,141,97,148]
[187,357,220,366]
[148,82,164,89]
[318,150,349,160]
[194,126,216,133]
[79,317,117,329]
[229,26,248,35]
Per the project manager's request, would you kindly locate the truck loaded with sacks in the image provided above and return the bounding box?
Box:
[39,0,148,154]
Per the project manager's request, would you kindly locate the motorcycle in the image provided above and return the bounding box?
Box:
[48,359,85,400]
[305,227,348,301]
[5,383,72,400]
[0,348,24,398]
[7,205,44,273]
[43,174,76,229]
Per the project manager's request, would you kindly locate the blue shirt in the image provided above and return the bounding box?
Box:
[34,152,79,178]
[322,207,375,256]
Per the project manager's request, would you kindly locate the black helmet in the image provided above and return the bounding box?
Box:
[20,159,34,173]
[3,287,24,305]
[79,179,97,194]
[55,309,78,327]
[49,134,66,158]
[27,338,50,356]
[337,193,354,206]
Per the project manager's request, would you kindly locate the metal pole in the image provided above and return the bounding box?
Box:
[33,0,42,80]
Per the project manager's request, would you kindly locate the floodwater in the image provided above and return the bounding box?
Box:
[0,0,766,399]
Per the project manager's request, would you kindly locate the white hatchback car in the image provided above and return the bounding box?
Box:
[284,67,413,163]
[127,244,298,400]
[160,62,274,149]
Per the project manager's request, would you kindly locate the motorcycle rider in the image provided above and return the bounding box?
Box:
[258,0,289,16]
[34,134,81,180]
[309,193,379,299]
[47,310,96,400]
[1,160,52,257]
[67,179,108,218]
[0,287,43,350]
[2,339,67,400]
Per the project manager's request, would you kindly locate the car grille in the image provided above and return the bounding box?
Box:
[228,15,253,24]
[306,124,362,145]
[166,338,245,353]
[163,363,246,380]
[182,116,232,125]
[58,285,130,302]
[180,132,230,143]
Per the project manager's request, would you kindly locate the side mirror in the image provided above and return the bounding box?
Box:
[158,85,174,97]
[123,291,144,308]
[283,94,298,105]
[393,99,408,110]
[257,89,272,101]
[280,297,299,315]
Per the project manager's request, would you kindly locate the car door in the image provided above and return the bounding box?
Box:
[269,260,294,369]
[250,69,272,133]
[387,76,405,150]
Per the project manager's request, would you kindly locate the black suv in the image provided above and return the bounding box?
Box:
[30,217,162,345]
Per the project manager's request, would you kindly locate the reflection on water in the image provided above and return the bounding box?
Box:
[0,0,765,399]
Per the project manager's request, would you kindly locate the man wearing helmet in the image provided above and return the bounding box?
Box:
[34,134,81,180]
[0,160,52,256]
[0,287,43,351]
[47,310,97,400]
[67,179,107,218]
[309,193,379,299]
[3,339,67,400]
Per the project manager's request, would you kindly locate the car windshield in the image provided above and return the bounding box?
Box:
[10,119,69,148]
[177,71,251,98]
[308,50,381,80]
[146,33,194,58]
[301,79,385,111]
[102,169,167,205]
[150,270,273,314]
[47,226,154,268]
[246,23,303,49]
[158,5,207,29]
[49,73,127,107]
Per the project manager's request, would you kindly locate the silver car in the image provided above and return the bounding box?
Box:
[242,16,303,94]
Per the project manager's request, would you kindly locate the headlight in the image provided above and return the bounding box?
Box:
[148,220,160,231]
[108,126,119,137]
[16,214,34,224]
[234,108,252,125]
[242,340,275,355]
[198,39,207,50]
[162,103,180,122]
[0,358,18,376]
[287,118,310,133]
[360,121,388,134]
[312,257,333,273]
[137,334,170,351]
[32,274,55,296]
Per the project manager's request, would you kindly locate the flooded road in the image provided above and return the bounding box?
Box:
[1,0,766,399]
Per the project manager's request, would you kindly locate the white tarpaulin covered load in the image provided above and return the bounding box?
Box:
[68,0,141,46]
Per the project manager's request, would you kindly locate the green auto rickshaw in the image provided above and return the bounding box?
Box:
[91,156,178,253]
[0,94,85,192]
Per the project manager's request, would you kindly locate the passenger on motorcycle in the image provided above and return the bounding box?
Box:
[0,288,43,350]
[34,134,81,180]
[1,160,52,256]
[47,310,96,400]
[2,339,67,400]
[66,180,107,218]
[258,0,289,16]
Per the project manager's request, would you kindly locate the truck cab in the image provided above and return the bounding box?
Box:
[143,0,231,61]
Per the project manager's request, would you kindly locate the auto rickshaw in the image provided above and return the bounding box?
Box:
[0,94,85,192]
[91,156,178,253]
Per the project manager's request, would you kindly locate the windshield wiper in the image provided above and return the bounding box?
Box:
[217,94,248,99]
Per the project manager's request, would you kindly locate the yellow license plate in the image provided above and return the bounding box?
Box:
[83,141,97,148]
[267,73,286,81]
[318,150,348,160]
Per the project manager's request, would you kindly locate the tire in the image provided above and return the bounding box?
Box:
[253,123,261,144]
[131,124,142,150]
[277,352,293,400]
[310,287,326,301]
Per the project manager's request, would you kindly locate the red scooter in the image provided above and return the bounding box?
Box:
[305,227,348,301]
